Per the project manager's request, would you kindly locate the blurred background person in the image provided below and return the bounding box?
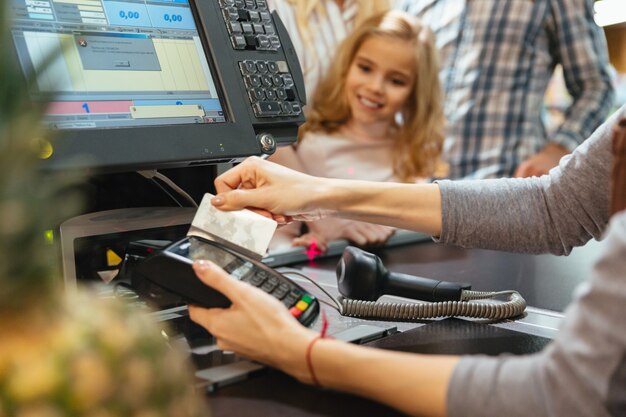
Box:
[396,0,615,178]
[267,0,390,170]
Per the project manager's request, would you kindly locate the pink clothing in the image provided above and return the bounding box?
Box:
[296,131,397,181]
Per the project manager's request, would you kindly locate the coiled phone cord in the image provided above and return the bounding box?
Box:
[282,270,526,321]
[339,290,526,321]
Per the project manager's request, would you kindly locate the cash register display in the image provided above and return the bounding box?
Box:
[10,0,225,129]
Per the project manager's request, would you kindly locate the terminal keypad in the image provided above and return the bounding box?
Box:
[239,59,302,118]
[224,257,316,321]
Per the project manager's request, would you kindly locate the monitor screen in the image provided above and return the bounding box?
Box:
[11,0,226,130]
[8,0,306,173]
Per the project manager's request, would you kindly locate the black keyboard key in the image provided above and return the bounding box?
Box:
[256,35,271,49]
[260,74,273,87]
[272,283,290,300]
[253,23,264,34]
[288,288,303,299]
[271,74,283,86]
[228,21,243,33]
[264,89,277,101]
[241,22,253,34]
[282,74,294,88]
[244,74,262,88]
[244,34,257,48]
[284,87,296,101]
[260,11,271,22]
[239,60,257,74]
[255,61,268,74]
[223,7,239,21]
[253,101,281,117]
[279,101,292,115]
[267,61,279,74]
[248,10,261,22]
[261,280,278,292]
[282,294,298,307]
[230,34,246,49]
[276,88,287,101]
[268,35,280,49]
[250,273,266,286]
[248,87,265,102]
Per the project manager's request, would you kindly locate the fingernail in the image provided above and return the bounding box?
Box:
[211,195,224,206]
[194,260,211,271]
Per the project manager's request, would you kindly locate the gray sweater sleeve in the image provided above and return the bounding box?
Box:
[436,105,626,255]
[447,212,626,417]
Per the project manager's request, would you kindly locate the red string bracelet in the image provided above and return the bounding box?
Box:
[306,309,329,387]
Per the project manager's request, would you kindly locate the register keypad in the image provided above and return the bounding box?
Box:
[219,0,280,51]
[239,59,302,118]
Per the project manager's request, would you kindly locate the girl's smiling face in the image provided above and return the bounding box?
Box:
[343,35,416,137]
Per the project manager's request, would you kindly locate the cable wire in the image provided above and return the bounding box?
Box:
[149,177,184,207]
[281,270,343,311]
[137,169,198,208]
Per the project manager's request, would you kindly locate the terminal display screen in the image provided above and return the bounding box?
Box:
[10,0,226,129]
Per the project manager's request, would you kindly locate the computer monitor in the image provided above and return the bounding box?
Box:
[9,0,306,173]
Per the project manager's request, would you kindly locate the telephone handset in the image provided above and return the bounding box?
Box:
[135,236,319,327]
[335,247,527,321]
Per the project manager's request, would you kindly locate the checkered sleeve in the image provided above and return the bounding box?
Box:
[548,0,614,151]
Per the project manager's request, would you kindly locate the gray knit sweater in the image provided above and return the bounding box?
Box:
[439,105,626,417]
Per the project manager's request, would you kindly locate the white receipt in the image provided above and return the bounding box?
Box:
[187,193,277,260]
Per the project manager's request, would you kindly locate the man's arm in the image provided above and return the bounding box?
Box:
[514,0,614,177]
[440,106,625,255]
[548,0,614,150]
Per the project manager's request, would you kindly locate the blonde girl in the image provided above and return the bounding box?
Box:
[270,10,446,251]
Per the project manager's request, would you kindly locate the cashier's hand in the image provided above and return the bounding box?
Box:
[514,143,568,178]
[211,157,331,224]
[188,260,316,381]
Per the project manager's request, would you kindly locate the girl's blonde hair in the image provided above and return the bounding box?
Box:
[300,11,446,181]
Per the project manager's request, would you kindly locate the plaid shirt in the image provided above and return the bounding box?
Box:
[396,0,615,178]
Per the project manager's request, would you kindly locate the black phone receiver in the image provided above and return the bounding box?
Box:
[336,246,471,302]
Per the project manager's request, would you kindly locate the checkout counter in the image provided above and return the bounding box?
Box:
[200,236,603,417]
